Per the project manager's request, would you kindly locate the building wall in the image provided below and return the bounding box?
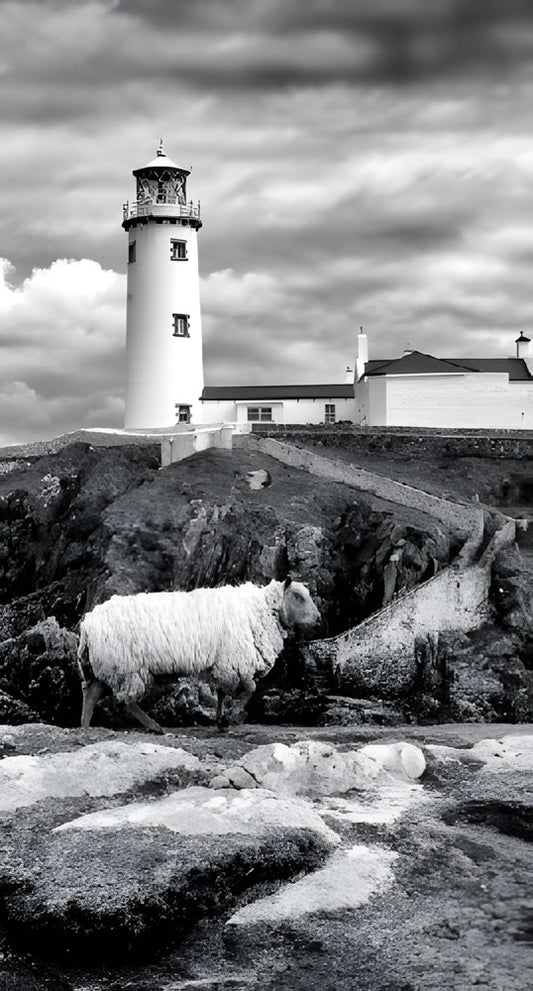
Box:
[201,396,355,425]
[362,372,533,429]
[367,376,387,426]
[200,400,240,424]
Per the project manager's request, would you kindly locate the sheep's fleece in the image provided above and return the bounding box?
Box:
[78,580,318,702]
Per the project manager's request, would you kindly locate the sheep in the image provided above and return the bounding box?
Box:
[78,577,321,732]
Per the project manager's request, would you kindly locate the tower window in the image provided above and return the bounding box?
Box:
[325,403,336,424]
[128,241,136,264]
[175,404,191,423]
[172,313,190,337]
[247,407,273,422]
[170,239,187,261]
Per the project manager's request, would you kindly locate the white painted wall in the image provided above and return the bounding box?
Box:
[124,220,204,429]
[202,396,355,425]
[367,376,387,426]
[361,372,533,429]
[160,425,234,466]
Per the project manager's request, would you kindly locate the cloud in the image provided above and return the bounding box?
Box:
[0,1,532,442]
[0,259,125,445]
[4,0,533,129]
[112,0,533,87]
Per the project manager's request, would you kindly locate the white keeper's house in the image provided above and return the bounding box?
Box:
[122,146,533,433]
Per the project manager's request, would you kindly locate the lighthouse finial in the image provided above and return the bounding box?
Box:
[157,138,164,157]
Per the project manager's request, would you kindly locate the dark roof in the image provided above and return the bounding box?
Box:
[364,351,532,382]
[465,358,533,381]
[201,384,355,401]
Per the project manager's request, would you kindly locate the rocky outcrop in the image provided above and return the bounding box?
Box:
[0,438,531,727]
[243,438,533,724]
[0,723,531,990]
[0,443,454,728]
[0,618,78,725]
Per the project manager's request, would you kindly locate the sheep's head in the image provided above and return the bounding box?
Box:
[279,577,321,637]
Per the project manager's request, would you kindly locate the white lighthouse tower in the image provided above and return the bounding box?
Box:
[122,142,204,430]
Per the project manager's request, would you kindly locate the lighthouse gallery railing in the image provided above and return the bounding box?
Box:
[122,200,201,221]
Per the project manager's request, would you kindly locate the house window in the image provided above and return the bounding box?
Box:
[128,241,136,264]
[247,406,273,422]
[325,403,336,424]
[170,238,187,261]
[175,404,191,423]
[172,313,190,337]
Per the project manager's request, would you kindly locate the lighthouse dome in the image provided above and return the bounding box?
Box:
[133,140,190,177]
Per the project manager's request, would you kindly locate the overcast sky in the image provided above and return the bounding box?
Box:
[1,0,533,444]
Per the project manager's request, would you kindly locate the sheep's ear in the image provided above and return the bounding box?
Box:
[284,575,292,589]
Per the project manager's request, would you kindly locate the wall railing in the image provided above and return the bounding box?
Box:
[122,200,201,221]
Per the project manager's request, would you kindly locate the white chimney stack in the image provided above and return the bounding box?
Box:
[516,333,531,359]
[356,327,368,381]
[345,365,354,384]
[516,332,533,378]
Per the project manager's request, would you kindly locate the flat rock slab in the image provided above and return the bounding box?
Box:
[0,739,203,812]
[227,843,398,926]
[0,786,335,964]
[2,823,331,964]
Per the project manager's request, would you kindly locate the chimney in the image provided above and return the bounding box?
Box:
[516,333,531,359]
[345,365,354,384]
[356,327,368,381]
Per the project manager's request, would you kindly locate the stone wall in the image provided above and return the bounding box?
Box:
[161,425,234,466]
[249,424,533,460]
[323,562,492,697]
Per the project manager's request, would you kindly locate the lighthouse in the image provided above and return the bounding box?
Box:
[122,142,204,430]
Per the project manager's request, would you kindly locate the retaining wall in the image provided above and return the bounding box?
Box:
[161,425,234,466]
[325,561,491,696]
[249,424,533,461]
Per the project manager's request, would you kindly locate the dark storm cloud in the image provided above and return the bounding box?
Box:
[3,0,533,136]
[115,0,533,88]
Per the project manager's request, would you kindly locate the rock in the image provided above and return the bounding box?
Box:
[0,722,531,989]
[0,689,38,725]
[244,468,272,489]
[358,742,426,779]
[54,785,338,841]
[0,786,335,964]
[0,617,79,726]
[439,628,533,722]
[208,740,426,796]
[227,843,398,927]
[320,695,405,726]
[0,739,203,813]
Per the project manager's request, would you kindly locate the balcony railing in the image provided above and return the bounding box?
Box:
[123,200,201,221]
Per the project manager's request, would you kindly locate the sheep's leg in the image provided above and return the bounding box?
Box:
[81,678,104,728]
[124,700,164,735]
[216,688,229,731]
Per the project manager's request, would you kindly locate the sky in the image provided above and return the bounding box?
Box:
[2,0,533,444]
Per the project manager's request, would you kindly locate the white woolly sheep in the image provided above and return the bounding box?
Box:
[78,577,321,732]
